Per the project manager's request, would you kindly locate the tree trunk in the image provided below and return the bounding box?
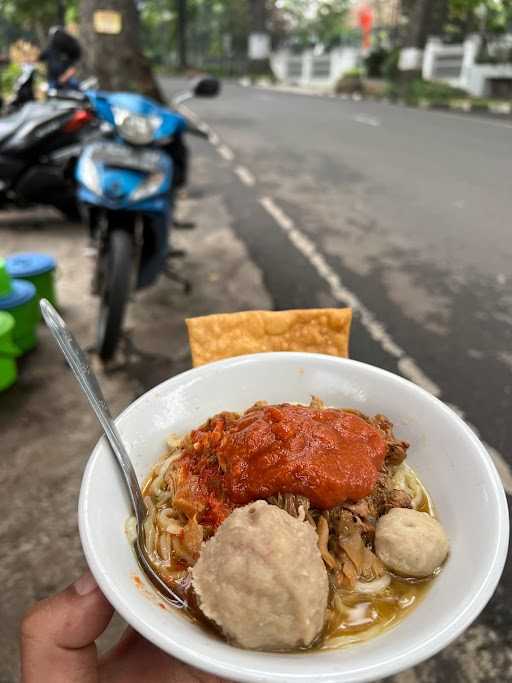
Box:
[404,0,436,49]
[57,0,66,25]
[176,0,187,70]
[79,0,162,101]
[429,0,449,38]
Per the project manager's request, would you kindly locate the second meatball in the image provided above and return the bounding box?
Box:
[375,508,449,578]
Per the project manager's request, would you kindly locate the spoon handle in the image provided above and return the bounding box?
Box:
[40,299,146,523]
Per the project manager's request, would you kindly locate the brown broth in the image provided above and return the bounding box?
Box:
[141,455,440,652]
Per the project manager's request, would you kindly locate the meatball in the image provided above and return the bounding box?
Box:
[375,508,449,578]
[191,500,328,650]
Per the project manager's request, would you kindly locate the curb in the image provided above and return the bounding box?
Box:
[243,80,512,120]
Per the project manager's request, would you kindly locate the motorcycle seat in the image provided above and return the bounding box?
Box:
[0,101,76,146]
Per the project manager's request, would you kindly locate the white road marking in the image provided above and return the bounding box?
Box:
[217,145,234,161]
[208,131,220,145]
[353,114,380,127]
[185,105,512,494]
[258,195,512,489]
[179,103,201,125]
[234,165,256,187]
[260,196,405,360]
[397,357,441,396]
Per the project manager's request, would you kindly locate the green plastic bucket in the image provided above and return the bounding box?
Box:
[0,310,21,391]
[6,252,57,313]
[0,261,38,353]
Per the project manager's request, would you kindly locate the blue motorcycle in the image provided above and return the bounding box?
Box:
[75,77,219,360]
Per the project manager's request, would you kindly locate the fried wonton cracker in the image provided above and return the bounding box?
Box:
[186,308,352,367]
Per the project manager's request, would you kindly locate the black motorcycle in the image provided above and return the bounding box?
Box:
[0,96,95,219]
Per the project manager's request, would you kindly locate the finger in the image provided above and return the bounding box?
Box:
[21,570,114,683]
[101,627,226,683]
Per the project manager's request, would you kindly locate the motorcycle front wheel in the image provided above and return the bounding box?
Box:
[97,229,133,361]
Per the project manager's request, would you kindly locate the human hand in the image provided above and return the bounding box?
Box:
[58,67,76,84]
[21,570,227,683]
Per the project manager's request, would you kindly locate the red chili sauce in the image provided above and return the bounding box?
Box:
[179,404,387,527]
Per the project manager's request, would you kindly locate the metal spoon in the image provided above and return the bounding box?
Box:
[40,298,187,609]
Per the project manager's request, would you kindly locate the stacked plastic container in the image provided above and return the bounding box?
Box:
[0,252,58,391]
[0,259,38,355]
[0,310,20,391]
[6,252,57,311]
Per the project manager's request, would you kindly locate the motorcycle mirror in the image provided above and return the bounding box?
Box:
[193,76,220,98]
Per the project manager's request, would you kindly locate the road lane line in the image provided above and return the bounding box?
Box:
[234,165,256,187]
[179,103,201,125]
[259,197,512,490]
[181,104,512,493]
[208,131,220,145]
[217,145,234,161]
[260,196,405,359]
[397,357,441,396]
[353,114,381,127]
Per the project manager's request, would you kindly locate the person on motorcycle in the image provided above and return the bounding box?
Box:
[39,26,81,91]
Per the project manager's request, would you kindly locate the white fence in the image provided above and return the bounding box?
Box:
[272,35,512,97]
[423,35,512,97]
[271,48,359,89]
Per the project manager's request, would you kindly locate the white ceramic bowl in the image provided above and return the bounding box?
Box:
[79,353,509,682]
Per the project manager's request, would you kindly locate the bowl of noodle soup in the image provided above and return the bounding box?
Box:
[79,353,509,682]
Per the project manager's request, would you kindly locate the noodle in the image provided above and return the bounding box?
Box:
[317,517,337,569]
[140,400,441,650]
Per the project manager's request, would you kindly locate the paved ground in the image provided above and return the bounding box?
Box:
[1,80,511,682]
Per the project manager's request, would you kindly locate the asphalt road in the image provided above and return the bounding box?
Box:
[1,81,510,683]
[164,80,512,454]
[161,78,512,682]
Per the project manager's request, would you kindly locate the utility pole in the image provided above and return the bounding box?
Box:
[176,0,187,71]
[247,0,271,78]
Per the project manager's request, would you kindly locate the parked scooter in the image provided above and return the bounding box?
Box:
[0,95,95,218]
[76,77,220,360]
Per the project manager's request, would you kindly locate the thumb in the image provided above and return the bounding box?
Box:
[21,570,114,683]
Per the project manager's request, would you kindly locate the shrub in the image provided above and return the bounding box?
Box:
[335,68,364,94]
[343,67,363,79]
[382,47,400,81]
[0,63,22,96]
[364,48,389,78]
[387,78,468,105]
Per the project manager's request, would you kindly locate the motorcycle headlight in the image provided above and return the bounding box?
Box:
[80,156,101,195]
[130,172,165,202]
[113,108,161,145]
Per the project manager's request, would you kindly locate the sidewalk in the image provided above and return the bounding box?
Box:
[0,151,271,681]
